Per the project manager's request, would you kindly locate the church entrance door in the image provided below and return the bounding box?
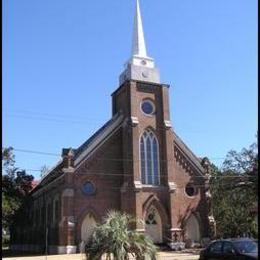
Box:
[145,207,162,243]
[81,213,97,243]
[185,214,201,243]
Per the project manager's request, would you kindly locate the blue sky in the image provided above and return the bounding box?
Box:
[3,0,257,179]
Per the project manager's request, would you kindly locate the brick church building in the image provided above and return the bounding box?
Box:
[11,0,214,254]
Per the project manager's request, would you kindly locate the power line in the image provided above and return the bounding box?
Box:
[31,181,253,191]
[4,114,93,124]
[12,147,225,161]
[13,148,60,157]
[3,110,106,120]
[23,167,254,180]
[3,112,213,134]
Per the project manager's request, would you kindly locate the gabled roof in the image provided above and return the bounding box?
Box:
[173,131,205,174]
[30,113,124,195]
[30,159,64,194]
[74,112,124,167]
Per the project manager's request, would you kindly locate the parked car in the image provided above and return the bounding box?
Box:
[199,238,258,259]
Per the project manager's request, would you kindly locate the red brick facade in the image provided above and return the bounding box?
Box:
[11,79,213,254]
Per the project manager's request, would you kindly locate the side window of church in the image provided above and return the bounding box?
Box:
[140,129,160,185]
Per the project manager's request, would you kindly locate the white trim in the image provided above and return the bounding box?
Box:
[57,246,66,254]
[164,120,172,129]
[131,116,139,126]
[170,228,182,231]
[136,228,146,232]
[134,180,142,191]
[66,245,77,254]
[55,245,77,254]
[141,184,163,188]
[168,182,177,192]
[75,114,124,167]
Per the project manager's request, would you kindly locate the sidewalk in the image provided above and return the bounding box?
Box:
[2,252,200,260]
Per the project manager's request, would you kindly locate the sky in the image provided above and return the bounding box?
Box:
[3,0,258,180]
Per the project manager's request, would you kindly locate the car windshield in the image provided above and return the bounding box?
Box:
[234,240,258,254]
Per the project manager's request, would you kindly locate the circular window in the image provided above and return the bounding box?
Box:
[83,182,96,195]
[185,184,197,197]
[141,100,155,115]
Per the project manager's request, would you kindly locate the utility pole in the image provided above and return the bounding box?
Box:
[45,192,48,260]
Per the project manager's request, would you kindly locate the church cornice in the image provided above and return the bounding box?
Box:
[112,80,170,98]
[173,132,205,176]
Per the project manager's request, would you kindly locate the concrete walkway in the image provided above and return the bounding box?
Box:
[3,252,199,260]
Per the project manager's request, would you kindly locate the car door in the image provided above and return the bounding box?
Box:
[206,241,223,260]
[222,241,238,260]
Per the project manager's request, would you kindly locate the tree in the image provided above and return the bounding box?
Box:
[2,147,34,233]
[85,211,157,260]
[210,141,258,238]
[222,142,258,194]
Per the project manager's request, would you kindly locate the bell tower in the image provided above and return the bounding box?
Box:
[112,1,175,239]
[113,0,171,128]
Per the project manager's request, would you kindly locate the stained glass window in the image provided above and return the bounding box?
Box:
[83,182,96,195]
[140,138,146,184]
[141,100,155,115]
[140,129,160,185]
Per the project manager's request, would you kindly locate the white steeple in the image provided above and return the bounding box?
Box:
[132,0,147,58]
[119,0,160,85]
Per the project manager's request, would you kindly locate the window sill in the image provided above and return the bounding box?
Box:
[141,185,167,190]
[142,185,160,187]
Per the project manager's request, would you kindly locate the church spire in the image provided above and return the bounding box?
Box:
[132,0,147,58]
[119,0,160,85]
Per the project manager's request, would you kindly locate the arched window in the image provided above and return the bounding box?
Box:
[140,129,160,185]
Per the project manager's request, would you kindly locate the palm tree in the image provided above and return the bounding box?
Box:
[85,211,157,260]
